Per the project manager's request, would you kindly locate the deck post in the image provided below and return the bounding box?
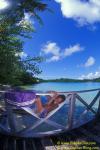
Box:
[67,93,76,129]
[96,96,100,120]
[5,102,17,133]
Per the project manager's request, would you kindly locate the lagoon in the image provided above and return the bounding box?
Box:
[23,82,100,92]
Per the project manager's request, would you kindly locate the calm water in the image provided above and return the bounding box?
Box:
[23,82,100,92]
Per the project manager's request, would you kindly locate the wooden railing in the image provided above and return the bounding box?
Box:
[0,88,100,137]
[66,90,100,130]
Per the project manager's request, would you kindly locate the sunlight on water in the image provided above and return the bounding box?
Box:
[23,82,100,92]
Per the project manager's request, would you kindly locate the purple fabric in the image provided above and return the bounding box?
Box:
[5,90,36,106]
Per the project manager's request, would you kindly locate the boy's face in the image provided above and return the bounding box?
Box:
[55,97,63,104]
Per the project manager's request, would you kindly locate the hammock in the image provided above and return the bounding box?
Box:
[0,88,100,137]
[19,97,70,136]
[0,90,71,137]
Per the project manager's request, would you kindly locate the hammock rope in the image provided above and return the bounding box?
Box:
[0,89,100,137]
[18,95,71,136]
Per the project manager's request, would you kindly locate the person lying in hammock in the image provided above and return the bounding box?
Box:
[34,91,66,118]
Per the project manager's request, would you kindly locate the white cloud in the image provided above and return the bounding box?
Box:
[41,42,84,62]
[64,44,84,56]
[15,52,27,58]
[17,13,33,28]
[55,0,100,26]
[79,71,100,79]
[47,55,60,62]
[0,0,9,10]
[84,56,95,67]
[24,13,31,21]
[41,41,60,56]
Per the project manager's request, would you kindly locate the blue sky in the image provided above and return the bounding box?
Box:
[23,0,100,80]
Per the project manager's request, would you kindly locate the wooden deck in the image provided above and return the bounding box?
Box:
[0,118,100,150]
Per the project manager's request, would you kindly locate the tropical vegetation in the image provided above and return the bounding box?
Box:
[0,0,47,85]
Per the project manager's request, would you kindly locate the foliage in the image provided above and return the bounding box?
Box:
[39,78,100,83]
[0,0,47,85]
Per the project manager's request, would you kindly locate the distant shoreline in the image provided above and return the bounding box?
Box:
[0,77,100,88]
[38,78,100,83]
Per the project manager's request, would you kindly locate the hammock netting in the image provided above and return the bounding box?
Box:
[0,89,99,137]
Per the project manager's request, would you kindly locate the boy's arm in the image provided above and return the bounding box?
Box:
[46,91,58,105]
[45,104,58,113]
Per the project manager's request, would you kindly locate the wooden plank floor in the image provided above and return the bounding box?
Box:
[0,119,100,150]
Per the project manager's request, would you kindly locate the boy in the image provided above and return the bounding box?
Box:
[34,91,66,118]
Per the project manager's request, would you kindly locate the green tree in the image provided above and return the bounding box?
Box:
[0,0,47,85]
